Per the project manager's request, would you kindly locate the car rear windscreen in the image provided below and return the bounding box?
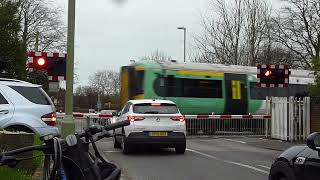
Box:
[133,103,179,114]
[9,86,52,105]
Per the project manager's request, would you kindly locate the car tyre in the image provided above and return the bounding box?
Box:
[175,143,186,154]
[269,161,296,180]
[121,137,131,155]
[113,136,121,149]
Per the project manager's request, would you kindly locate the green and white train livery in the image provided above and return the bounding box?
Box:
[120,60,313,115]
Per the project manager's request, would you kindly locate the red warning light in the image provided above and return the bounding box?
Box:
[265,70,272,77]
[33,57,48,69]
[37,58,46,66]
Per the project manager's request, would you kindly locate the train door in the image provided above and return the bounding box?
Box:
[224,74,248,114]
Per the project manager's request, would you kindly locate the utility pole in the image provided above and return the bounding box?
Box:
[35,31,39,52]
[61,0,76,138]
[177,27,186,62]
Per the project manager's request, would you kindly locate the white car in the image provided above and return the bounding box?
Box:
[113,99,186,154]
[0,78,59,137]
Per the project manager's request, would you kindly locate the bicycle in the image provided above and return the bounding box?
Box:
[0,120,130,180]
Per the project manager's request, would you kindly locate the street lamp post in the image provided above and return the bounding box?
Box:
[61,0,76,138]
[177,27,186,62]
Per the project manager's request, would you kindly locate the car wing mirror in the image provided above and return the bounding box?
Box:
[306,132,320,151]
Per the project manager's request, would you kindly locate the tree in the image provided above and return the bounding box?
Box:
[27,70,49,91]
[309,56,320,96]
[88,70,120,97]
[0,0,26,79]
[74,85,99,110]
[16,0,66,52]
[270,0,320,69]
[243,0,271,66]
[194,0,246,65]
[193,0,276,66]
[141,50,172,61]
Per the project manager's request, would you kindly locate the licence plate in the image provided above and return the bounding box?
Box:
[149,132,168,137]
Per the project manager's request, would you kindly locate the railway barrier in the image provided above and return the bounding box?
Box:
[56,113,271,137]
[56,97,311,142]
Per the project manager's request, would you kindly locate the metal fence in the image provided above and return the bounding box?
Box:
[185,115,271,137]
[271,97,310,141]
[57,113,113,133]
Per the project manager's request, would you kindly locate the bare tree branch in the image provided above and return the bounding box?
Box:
[15,0,66,52]
[140,50,172,61]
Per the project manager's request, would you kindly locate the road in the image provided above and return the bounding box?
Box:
[96,137,288,180]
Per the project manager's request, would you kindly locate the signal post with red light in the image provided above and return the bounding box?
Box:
[257,64,289,88]
[27,52,67,82]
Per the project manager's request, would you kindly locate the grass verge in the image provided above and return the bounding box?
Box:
[0,135,44,179]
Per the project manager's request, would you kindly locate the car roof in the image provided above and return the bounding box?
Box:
[128,99,176,105]
[0,78,40,87]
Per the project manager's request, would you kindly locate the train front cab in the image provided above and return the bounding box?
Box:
[120,66,145,108]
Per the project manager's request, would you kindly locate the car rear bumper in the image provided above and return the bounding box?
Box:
[34,126,60,137]
[126,132,186,147]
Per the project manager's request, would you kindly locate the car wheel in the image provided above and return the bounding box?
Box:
[269,161,296,180]
[121,136,131,155]
[175,144,186,154]
[113,136,121,149]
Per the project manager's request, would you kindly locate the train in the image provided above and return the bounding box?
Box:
[120,60,314,115]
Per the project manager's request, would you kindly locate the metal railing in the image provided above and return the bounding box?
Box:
[271,97,310,141]
[57,113,113,133]
[185,115,271,137]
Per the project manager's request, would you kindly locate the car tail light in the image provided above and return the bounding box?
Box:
[171,116,185,122]
[41,112,57,126]
[127,116,145,122]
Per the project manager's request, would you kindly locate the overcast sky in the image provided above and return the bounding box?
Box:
[55,0,283,86]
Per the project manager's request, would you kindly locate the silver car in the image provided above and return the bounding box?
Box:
[0,78,59,137]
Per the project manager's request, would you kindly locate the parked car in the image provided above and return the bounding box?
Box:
[0,78,59,137]
[113,99,186,154]
[269,132,320,180]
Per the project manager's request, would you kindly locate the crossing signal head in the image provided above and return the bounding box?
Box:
[258,65,288,86]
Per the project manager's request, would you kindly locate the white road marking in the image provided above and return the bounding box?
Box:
[223,160,269,174]
[258,165,271,170]
[224,139,247,144]
[186,148,218,160]
[104,150,121,153]
[187,148,269,175]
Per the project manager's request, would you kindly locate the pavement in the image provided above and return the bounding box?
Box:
[95,136,301,180]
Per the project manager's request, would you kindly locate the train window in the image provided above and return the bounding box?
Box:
[166,75,178,96]
[182,79,222,98]
[135,70,144,95]
[154,76,222,98]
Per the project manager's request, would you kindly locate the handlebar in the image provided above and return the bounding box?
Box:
[78,120,130,138]
[104,120,130,131]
